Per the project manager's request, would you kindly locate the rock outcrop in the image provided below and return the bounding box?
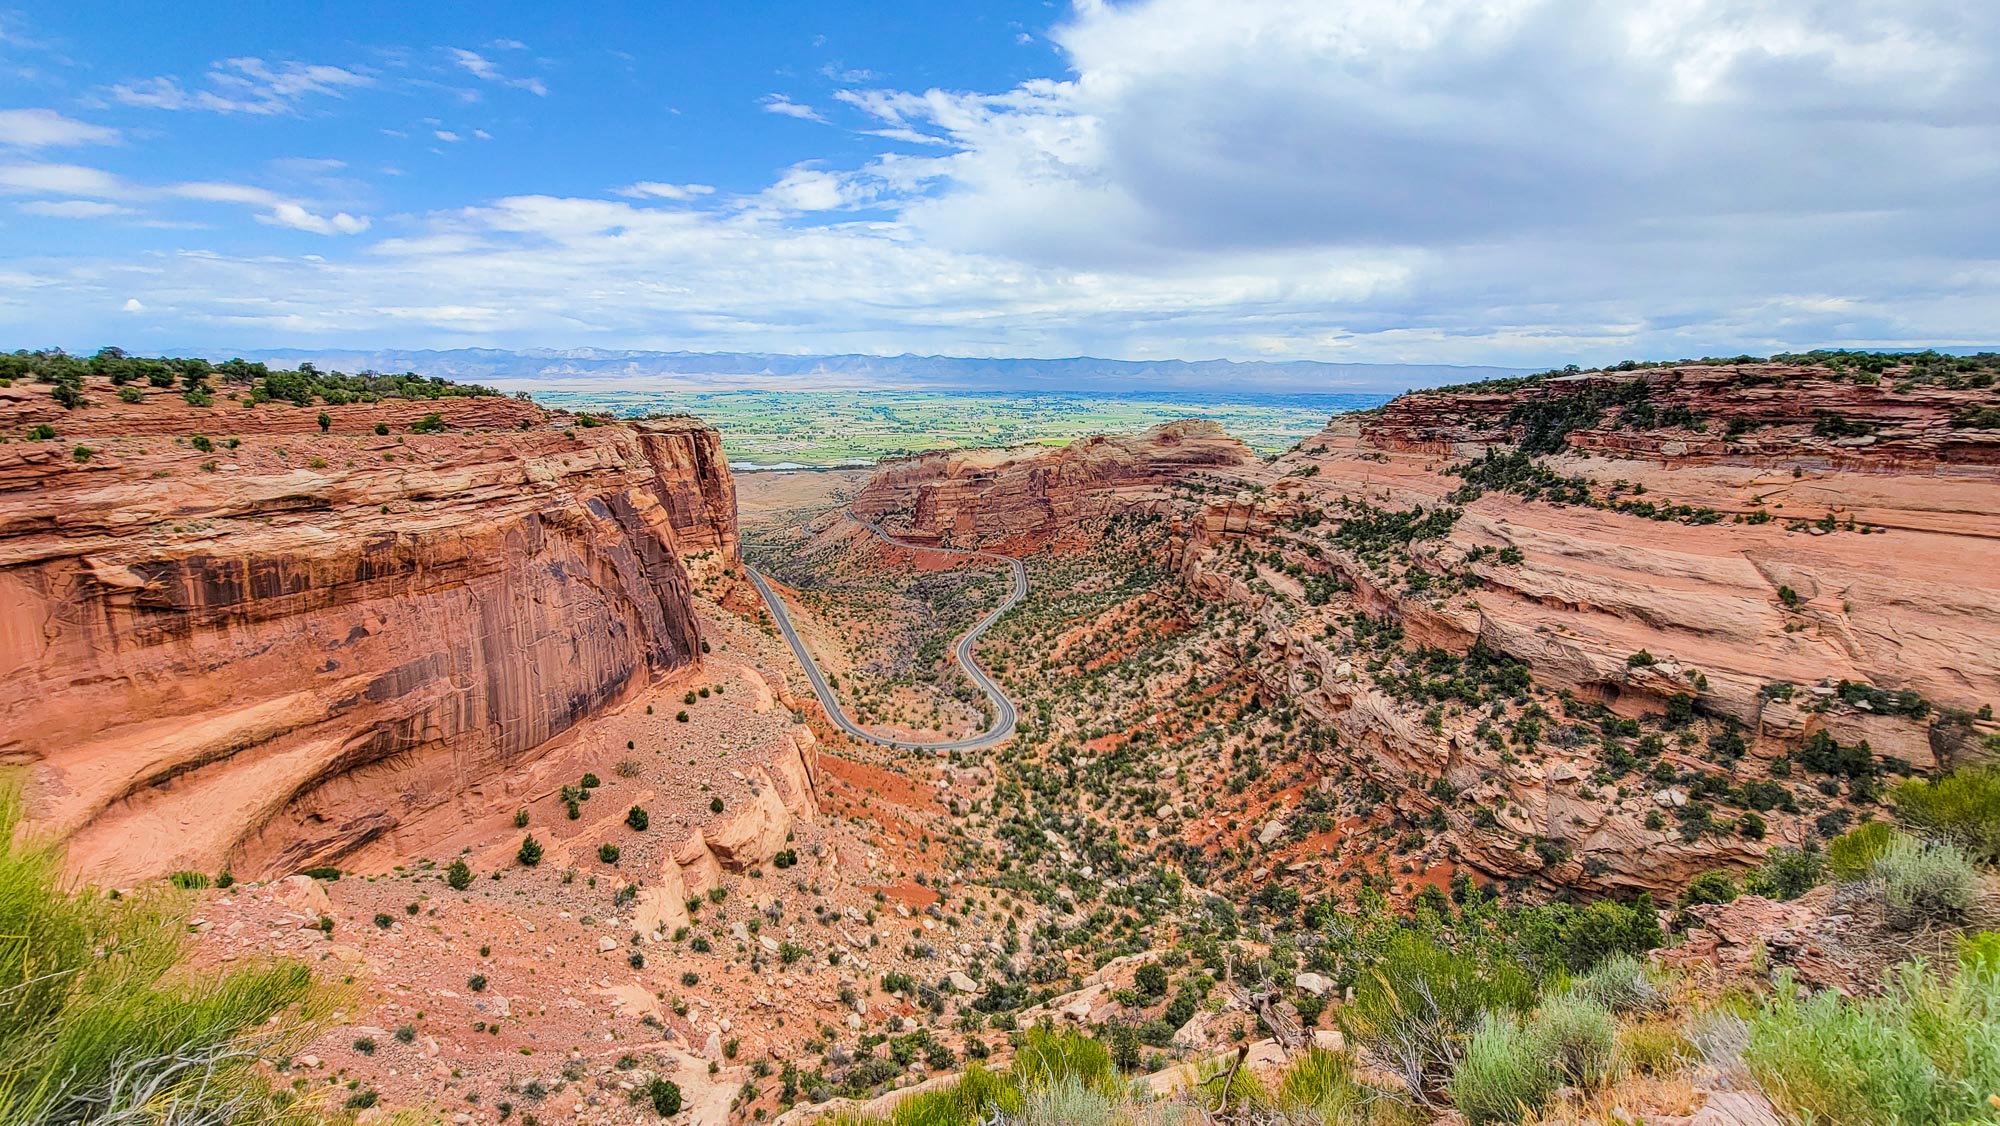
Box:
[0,378,740,883]
[1177,362,2000,893]
[851,420,1254,545]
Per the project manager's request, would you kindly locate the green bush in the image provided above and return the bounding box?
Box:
[1567,952,1660,1015]
[1273,1047,1363,1121]
[1451,1015,1556,1125]
[626,806,649,831]
[1010,1027,1119,1096]
[1679,870,1738,907]
[0,777,331,1125]
[1828,821,1895,880]
[647,1076,682,1116]
[1745,846,1824,900]
[517,835,544,867]
[1746,955,2000,1126]
[1529,993,1616,1089]
[1894,765,2000,863]
[446,857,473,890]
[1872,836,1977,927]
[598,843,621,864]
[1339,930,1535,1104]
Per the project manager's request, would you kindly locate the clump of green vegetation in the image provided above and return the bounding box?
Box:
[517,835,544,867]
[1871,835,1977,928]
[1746,946,2000,1126]
[0,777,335,1125]
[1451,1014,1557,1125]
[1828,821,1896,880]
[1893,765,2000,863]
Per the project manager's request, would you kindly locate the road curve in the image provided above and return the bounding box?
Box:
[745,512,1026,751]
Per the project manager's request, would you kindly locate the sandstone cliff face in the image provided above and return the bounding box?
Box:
[850,420,1254,545]
[0,379,739,883]
[1177,363,2000,893]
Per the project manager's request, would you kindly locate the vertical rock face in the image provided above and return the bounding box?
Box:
[0,382,739,883]
[633,418,741,566]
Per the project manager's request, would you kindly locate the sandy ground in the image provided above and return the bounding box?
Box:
[734,469,874,529]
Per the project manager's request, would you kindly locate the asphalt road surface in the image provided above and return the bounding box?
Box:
[745,513,1025,751]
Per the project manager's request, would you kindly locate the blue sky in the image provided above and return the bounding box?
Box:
[1,1,1996,367]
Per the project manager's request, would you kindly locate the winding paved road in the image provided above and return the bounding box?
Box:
[745,513,1025,751]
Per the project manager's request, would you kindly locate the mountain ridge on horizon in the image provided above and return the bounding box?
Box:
[213,346,1535,395]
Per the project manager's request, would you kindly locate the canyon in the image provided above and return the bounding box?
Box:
[5,353,1998,1126]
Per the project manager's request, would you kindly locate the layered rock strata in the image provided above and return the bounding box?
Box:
[0,378,739,882]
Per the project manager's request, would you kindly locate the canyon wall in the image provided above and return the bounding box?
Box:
[851,420,1254,545]
[0,379,739,883]
[1183,363,2000,892]
[849,362,2000,895]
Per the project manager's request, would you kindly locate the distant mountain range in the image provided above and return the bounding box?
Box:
[219,347,1533,396]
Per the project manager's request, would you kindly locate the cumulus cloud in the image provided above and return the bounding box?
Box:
[9,0,2000,362]
[0,108,119,148]
[107,57,372,114]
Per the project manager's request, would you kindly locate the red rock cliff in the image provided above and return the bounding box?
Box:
[0,380,739,883]
[851,419,1254,545]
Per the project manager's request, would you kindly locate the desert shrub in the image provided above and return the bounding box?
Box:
[0,777,331,1126]
[1015,1075,1118,1126]
[1872,836,1976,927]
[166,870,209,890]
[598,843,621,864]
[447,857,473,890]
[1274,1047,1364,1121]
[1745,956,2000,1126]
[1450,1015,1556,1125]
[1745,846,1824,900]
[626,805,650,831]
[1134,961,1169,999]
[1011,1027,1119,1097]
[862,1064,1018,1126]
[1528,993,1616,1089]
[1340,930,1535,1105]
[1616,1019,1689,1076]
[647,1076,682,1116]
[1511,897,1663,976]
[1679,870,1738,907]
[1828,821,1895,880]
[517,835,544,867]
[1566,952,1660,1015]
[1894,766,2000,863]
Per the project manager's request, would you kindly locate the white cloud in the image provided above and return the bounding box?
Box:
[761,94,825,122]
[0,162,128,198]
[449,47,548,96]
[259,203,370,235]
[619,181,716,201]
[7,0,2000,363]
[0,108,119,148]
[123,298,145,311]
[756,166,866,213]
[107,57,371,115]
[435,130,461,142]
[19,199,135,218]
